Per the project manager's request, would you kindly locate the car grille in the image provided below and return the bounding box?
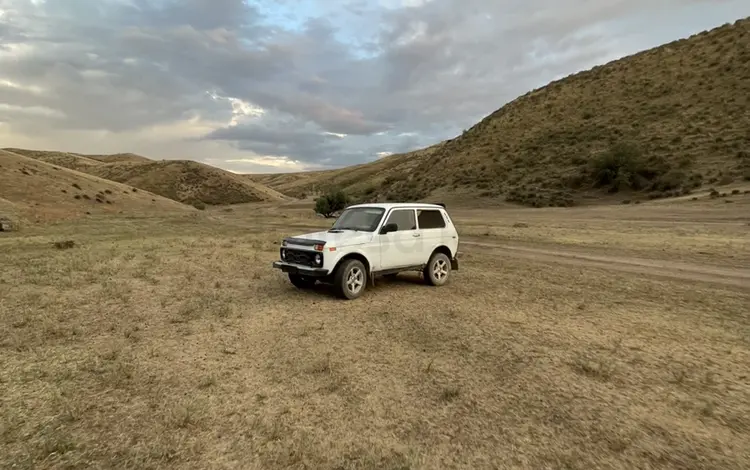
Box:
[283,248,316,267]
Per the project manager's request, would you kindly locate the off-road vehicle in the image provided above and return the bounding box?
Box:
[272,203,460,299]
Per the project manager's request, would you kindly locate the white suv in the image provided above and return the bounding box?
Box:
[272,203,460,299]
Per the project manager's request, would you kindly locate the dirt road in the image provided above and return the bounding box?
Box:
[462,239,750,289]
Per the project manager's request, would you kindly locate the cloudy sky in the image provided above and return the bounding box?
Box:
[1,1,748,173]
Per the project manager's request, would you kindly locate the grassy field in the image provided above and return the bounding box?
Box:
[2,196,749,469]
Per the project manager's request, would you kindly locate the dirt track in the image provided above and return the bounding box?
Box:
[462,239,750,289]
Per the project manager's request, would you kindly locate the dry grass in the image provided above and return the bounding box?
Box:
[451,186,750,267]
[2,201,749,469]
[4,148,291,207]
[0,149,192,225]
[79,153,153,164]
[249,17,750,206]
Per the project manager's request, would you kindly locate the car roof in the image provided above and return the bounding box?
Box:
[346,202,446,210]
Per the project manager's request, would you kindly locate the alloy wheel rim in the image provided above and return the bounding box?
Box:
[347,267,364,292]
[433,259,448,280]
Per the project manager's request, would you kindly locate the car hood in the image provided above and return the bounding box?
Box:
[284,230,373,248]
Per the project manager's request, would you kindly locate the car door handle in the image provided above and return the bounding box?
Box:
[412,233,421,237]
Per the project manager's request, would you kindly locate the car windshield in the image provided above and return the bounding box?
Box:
[330,207,385,232]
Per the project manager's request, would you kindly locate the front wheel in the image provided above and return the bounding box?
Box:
[289,273,317,289]
[333,259,367,299]
[424,252,451,286]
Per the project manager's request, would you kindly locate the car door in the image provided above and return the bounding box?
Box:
[377,208,422,269]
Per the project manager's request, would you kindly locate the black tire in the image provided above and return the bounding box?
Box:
[424,252,451,286]
[333,259,367,299]
[289,273,317,289]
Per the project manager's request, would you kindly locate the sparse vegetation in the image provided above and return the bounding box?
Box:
[5,148,290,206]
[0,200,748,469]
[1,149,192,223]
[52,240,76,249]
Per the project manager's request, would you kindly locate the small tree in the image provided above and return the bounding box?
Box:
[314,190,348,218]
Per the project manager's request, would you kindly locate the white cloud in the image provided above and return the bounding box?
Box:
[0,103,64,118]
[0,79,45,95]
[223,156,318,172]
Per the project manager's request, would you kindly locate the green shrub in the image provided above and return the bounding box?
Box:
[590,142,643,190]
[314,190,348,218]
[588,142,674,192]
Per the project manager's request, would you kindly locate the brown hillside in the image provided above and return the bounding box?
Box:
[0,149,191,224]
[2,148,104,173]
[4,147,154,166]
[247,144,444,200]
[249,17,750,206]
[6,148,291,206]
[87,160,292,206]
[77,152,153,164]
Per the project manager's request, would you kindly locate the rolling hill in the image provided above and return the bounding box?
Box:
[248,17,750,207]
[4,148,291,207]
[0,149,192,224]
[87,159,293,206]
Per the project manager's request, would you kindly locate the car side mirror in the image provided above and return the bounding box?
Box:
[380,223,398,234]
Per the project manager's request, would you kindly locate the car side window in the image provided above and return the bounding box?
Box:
[417,209,446,229]
[384,209,416,231]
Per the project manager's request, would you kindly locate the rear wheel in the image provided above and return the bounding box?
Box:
[333,259,367,299]
[289,273,317,289]
[424,252,451,286]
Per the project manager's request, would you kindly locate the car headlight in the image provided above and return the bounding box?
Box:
[314,253,322,265]
[280,248,286,260]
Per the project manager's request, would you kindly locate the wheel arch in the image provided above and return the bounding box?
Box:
[332,252,371,274]
[431,245,453,259]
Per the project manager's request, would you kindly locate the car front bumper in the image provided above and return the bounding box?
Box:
[272,261,329,277]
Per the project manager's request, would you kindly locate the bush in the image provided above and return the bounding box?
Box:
[590,142,644,190]
[588,142,674,192]
[650,169,687,192]
[192,200,206,210]
[315,190,349,218]
[53,240,76,250]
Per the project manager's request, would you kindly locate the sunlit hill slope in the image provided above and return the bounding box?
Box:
[4,148,291,207]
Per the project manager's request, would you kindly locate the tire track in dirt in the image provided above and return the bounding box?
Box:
[461,240,750,289]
